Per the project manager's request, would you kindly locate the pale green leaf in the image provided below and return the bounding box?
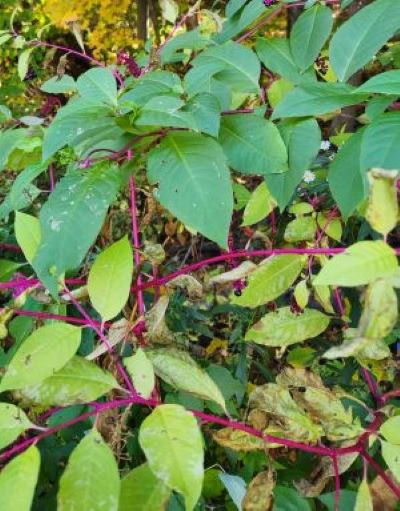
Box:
[313,241,398,287]
[76,67,117,106]
[41,74,77,94]
[219,473,247,510]
[159,0,179,23]
[0,403,36,450]
[354,480,373,511]
[88,236,133,321]
[139,404,204,511]
[284,216,317,243]
[18,48,33,80]
[294,280,310,309]
[316,213,342,242]
[15,212,41,263]
[242,182,277,226]
[381,440,400,482]
[0,446,40,511]
[0,323,81,392]
[245,306,330,348]
[329,0,400,82]
[357,70,400,96]
[58,429,120,511]
[124,348,155,399]
[119,463,171,511]
[380,416,400,445]
[267,79,294,108]
[232,255,305,308]
[17,356,119,407]
[146,348,226,412]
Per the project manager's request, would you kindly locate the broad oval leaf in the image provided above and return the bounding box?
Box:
[360,113,400,172]
[41,74,77,94]
[139,404,204,511]
[290,4,333,72]
[284,216,317,243]
[380,416,400,445]
[0,323,81,392]
[381,440,400,482]
[124,348,155,399]
[147,132,233,248]
[329,0,400,82]
[232,255,305,308]
[313,241,398,287]
[88,236,133,321]
[76,67,118,106]
[0,403,36,450]
[15,212,41,263]
[57,429,120,511]
[245,306,330,347]
[119,463,171,511]
[0,446,40,511]
[146,348,226,412]
[357,70,400,96]
[242,182,276,226]
[17,356,119,407]
[219,114,288,176]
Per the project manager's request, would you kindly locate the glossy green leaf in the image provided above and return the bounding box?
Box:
[219,114,288,176]
[124,348,155,399]
[15,212,41,263]
[381,440,400,482]
[0,323,81,392]
[18,356,119,407]
[33,163,120,296]
[329,0,400,82]
[139,404,204,511]
[58,429,120,511]
[88,236,133,321]
[242,182,276,226]
[41,74,77,94]
[272,83,368,119]
[147,132,233,248]
[119,463,171,511]
[313,241,398,287]
[0,403,36,450]
[354,480,373,511]
[232,255,305,308]
[146,348,226,412]
[266,118,321,210]
[245,306,330,347]
[0,446,40,511]
[76,67,118,106]
[357,70,400,95]
[290,4,333,71]
[380,416,400,445]
[360,113,400,172]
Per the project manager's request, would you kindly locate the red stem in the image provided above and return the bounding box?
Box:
[332,455,341,511]
[360,448,400,499]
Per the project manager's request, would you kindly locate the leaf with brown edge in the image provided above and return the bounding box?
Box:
[243,469,275,511]
[212,428,266,452]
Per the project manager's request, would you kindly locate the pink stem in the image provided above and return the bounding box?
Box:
[0,243,21,253]
[380,389,400,404]
[332,455,341,511]
[129,177,145,319]
[48,164,55,192]
[0,308,106,328]
[360,368,382,406]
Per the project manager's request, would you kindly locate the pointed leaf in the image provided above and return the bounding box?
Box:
[0,403,36,450]
[243,470,275,511]
[381,440,400,482]
[18,48,33,80]
[124,348,155,399]
[15,212,41,263]
[41,74,77,94]
[76,67,117,106]
[380,416,400,445]
[355,480,373,511]
[360,113,400,172]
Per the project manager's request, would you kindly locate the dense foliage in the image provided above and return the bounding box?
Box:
[0,0,400,510]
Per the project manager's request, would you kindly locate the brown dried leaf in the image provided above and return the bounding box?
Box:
[166,274,203,300]
[243,469,275,511]
[212,428,266,452]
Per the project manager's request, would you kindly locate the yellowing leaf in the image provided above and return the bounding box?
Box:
[316,212,342,242]
[294,280,310,309]
[381,440,400,482]
[243,469,276,511]
[88,236,133,321]
[0,403,36,450]
[313,284,335,314]
[284,216,317,243]
[146,348,226,412]
[366,169,398,236]
[159,0,179,23]
[209,261,257,285]
[124,348,155,399]
[245,306,330,348]
[14,212,41,263]
[139,404,204,511]
[380,416,400,445]
[313,241,398,287]
[242,182,276,227]
[232,255,305,308]
[212,428,265,452]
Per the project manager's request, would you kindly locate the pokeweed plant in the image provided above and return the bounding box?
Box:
[0,0,400,510]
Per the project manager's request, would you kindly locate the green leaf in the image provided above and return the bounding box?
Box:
[357,70,400,95]
[0,323,81,392]
[366,169,398,236]
[380,416,400,445]
[328,131,366,219]
[360,113,400,172]
[354,480,373,511]
[316,213,342,242]
[147,132,233,248]
[232,255,305,308]
[219,114,288,176]
[284,216,317,243]
[139,404,204,511]
[58,429,120,511]
[268,78,294,108]
[183,93,221,137]
[313,241,398,287]
[18,356,119,407]
[124,348,155,399]
[0,446,40,511]
[273,486,311,511]
[146,348,226,412]
[0,128,28,171]
[294,280,310,309]
[160,29,209,65]
[256,38,314,85]
[15,212,41,263]
[33,163,120,296]
[159,0,179,23]
[119,463,171,511]
[218,473,247,510]
[245,306,330,347]
[381,440,400,482]
[0,403,36,450]
[272,83,368,119]
[329,0,400,82]
[215,0,266,44]
[242,182,276,226]
[18,48,33,80]
[41,74,77,94]
[266,118,321,210]
[76,67,118,107]
[88,236,133,321]
[290,4,333,71]
[120,71,183,106]
[0,260,23,282]
[137,96,197,130]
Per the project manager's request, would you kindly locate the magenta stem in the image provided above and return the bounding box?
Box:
[361,448,400,499]
[129,177,145,319]
[48,164,55,192]
[360,368,382,406]
[332,455,341,511]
